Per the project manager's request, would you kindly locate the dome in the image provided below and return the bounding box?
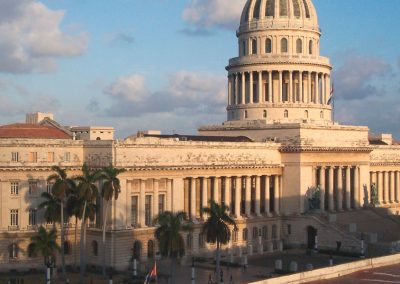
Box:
[239,0,319,32]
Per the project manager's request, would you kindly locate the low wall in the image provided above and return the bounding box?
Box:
[249,253,400,284]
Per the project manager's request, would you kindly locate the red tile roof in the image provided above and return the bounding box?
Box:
[0,123,71,139]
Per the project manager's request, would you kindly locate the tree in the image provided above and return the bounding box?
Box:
[99,165,126,276]
[47,166,74,280]
[201,200,237,281]
[38,192,61,227]
[154,211,192,284]
[29,226,61,278]
[66,187,84,270]
[74,163,101,284]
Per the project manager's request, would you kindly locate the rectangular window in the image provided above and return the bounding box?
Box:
[46,182,53,194]
[287,224,292,235]
[158,194,165,215]
[29,209,37,226]
[28,181,38,195]
[11,152,19,162]
[145,195,152,226]
[47,152,54,163]
[10,209,19,226]
[131,196,138,227]
[10,182,19,195]
[29,152,38,163]
[64,152,70,162]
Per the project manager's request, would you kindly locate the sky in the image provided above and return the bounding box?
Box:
[0,0,399,138]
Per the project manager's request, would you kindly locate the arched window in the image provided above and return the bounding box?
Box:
[242,40,247,56]
[320,111,324,119]
[253,0,262,19]
[262,226,268,240]
[133,241,142,260]
[272,225,278,239]
[244,110,248,119]
[263,110,267,118]
[281,38,288,53]
[296,39,302,54]
[284,110,289,118]
[9,243,19,259]
[96,137,101,140]
[252,39,257,55]
[243,228,248,241]
[232,229,238,243]
[252,227,259,240]
[265,38,272,53]
[304,110,309,119]
[309,40,313,55]
[199,233,205,248]
[147,240,154,258]
[92,240,98,256]
[265,0,275,17]
[64,241,71,255]
[186,234,193,250]
[28,243,36,258]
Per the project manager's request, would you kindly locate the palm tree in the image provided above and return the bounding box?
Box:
[66,187,84,271]
[38,192,61,227]
[29,226,61,278]
[201,200,237,281]
[99,164,126,276]
[154,211,192,284]
[74,163,101,283]
[47,166,74,279]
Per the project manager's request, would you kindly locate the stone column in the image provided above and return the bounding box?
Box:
[384,171,389,204]
[396,171,400,203]
[235,177,242,219]
[329,167,334,211]
[321,74,325,104]
[241,72,246,104]
[315,73,319,104]
[274,176,280,215]
[289,71,293,103]
[345,167,351,210]
[235,74,239,105]
[225,177,231,212]
[337,167,343,211]
[265,176,271,216]
[299,71,303,102]
[249,71,254,104]
[258,71,263,103]
[140,179,146,227]
[166,179,172,211]
[326,75,331,104]
[255,176,261,216]
[390,171,395,203]
[269,71,273,103]
[190,178,196,221]
[214,177,219,204]
[354,167,360,209]
[201,178,208,218]
[312,167,317,188]
[279,71,283,103]
[154,179,159,219]
[319,167,325,211]
[377,172,383,204]
[308,72,311,103]
[245,176,251,217]
[228,75,232,106]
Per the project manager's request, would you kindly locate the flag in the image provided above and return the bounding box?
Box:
[144,262,157,284]
[327,83,334,105]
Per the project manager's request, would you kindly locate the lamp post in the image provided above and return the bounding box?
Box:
[45,256,55,284]
[191,257,195,284]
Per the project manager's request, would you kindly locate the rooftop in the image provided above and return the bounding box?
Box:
[0,123,72,139]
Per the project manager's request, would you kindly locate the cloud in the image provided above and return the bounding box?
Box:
[0,0,88,73]
[98,71,226,117]
[333,54,391,100]
[104,32,135,46]
[182,0,246,31]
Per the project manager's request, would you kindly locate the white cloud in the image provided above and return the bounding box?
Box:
[182,0,246,30]
[99,71,227,117]
[0,0,88,73]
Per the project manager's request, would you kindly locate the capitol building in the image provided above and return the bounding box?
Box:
[0,0,400,272]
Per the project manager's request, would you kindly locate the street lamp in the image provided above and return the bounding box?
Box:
[45,256,55,284]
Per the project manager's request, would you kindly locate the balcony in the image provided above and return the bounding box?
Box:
[8,225,20,231]
[228,54,331,67]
